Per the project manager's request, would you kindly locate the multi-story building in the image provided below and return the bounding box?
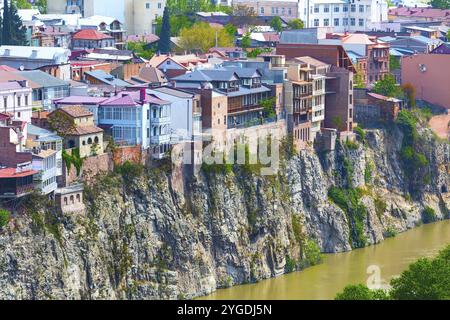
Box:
[0,70,70,109]
[230,0,388,32]
[173,68,273,129]
[299,0,388,32]
[49,0,166,36]
[0,80,33,123]
[71,29,116,50]
[231,0,299,21]
[48,106,104,158]
[0,119,37,199]
[148,87,202,143]
[319,33,390,85]
[0,46,71,81]
[78,15,126,49]
[32,149,58,195]
[97,89,171,158]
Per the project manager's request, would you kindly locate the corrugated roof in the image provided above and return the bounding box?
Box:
[0,167,37,178]
[85,70,131,87]
[18,70,70,88]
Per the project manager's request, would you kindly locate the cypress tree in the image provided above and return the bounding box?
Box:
[158,6,171,54]
[2,0,11,45]
[9,2,27,45]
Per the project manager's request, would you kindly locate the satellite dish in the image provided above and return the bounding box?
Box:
[19,65,25,71]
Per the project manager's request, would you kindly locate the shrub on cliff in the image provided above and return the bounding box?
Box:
[0,209,10,229]
[422,206,437,224]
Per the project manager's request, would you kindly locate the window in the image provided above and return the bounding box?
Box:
[359,5,364,12]
[146,3,150,9]
[260,7,264,14]
[324,5,330,13]
[158,2,161,9]
[334,18,339,26]
[343,5,348,12]
[350,18,355,26]
[323,19,329,26]
[271,7,275,14]
[314,5,319,13]
[343,18,348,26]
[334,6,340,13]
[359,19,364,27]
[314,19,319,27]
[288,8,292,15]
[351,4,356,12]
[349,94,353,104]
[281,7,285,15]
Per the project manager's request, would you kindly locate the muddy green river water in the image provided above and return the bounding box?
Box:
[200,220,450,300]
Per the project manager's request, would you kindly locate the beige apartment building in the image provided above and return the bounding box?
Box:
[48,0,165,35]
[232,0,299,21]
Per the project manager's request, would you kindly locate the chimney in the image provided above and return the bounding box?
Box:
[140,88,146,102]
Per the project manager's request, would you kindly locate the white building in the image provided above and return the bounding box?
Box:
[49,0,166,35]
[148,87,202,143]
[32,149,58,195]
[0,80,33,123]
[0,46,71,81]
[299,0,388,32]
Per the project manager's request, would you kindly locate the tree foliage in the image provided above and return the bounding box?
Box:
[1,0,27,45]
[270,16,283,32]
[402,83,416,108]
[127,41,155,59]
[372,74,402,98]
[155,15,194,37]
[389,55,400,70]
[287,19,304,30]
[335,284,390,300]
[430,0,450,9]
[241,32,251,49]
[0,208,10,228]
[179,22,233,53]
[158,6,171,54]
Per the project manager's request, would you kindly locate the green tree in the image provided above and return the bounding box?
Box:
[402,83,416,108]
[9,2,28,45]
[389,55,400,70]
[2,0,11,45]
[372,74,402,98]
[447,30,450,41]
[15,0,32,9]
[127,41,155,59]
[158,6,171,54]
[287,19,304,30]
[0,208,10,228]
[335,284,390,300]
[430,0,450,9]
[390,246,450,300]
[224,23,237,37]
[270,16,283,32]
[241,32,251,49]
[178,22,233,53]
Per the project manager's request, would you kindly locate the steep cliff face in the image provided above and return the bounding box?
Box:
[0,126,448,300]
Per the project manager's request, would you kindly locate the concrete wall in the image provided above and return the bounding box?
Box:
[401,54,450,109]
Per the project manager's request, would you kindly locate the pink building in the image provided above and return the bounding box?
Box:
[401,54,450,109]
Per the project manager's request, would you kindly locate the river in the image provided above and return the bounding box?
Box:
[200,220,450,300]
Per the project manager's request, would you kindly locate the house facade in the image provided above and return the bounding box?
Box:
[0,80,33,123]
[48,106,104,158]
[72,29,116,50]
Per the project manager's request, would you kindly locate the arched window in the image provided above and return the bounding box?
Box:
[76,194,81,203]
[87,138,92,144]
[82,140,86,146]
[64,197,68,206]
[68,140,76,148]
[70,195,74,204]
[94,136,99,144]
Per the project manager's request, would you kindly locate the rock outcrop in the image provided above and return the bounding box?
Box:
[0,126,448,300]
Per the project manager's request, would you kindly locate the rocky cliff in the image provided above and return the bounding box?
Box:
[0,122,448,300]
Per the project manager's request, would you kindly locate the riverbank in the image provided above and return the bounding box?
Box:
[200,219,450,300]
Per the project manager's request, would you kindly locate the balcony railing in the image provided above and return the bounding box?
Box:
[150,116,170,124]
[151,134,170,145]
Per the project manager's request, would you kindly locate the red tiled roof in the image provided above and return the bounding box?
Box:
[73,29,113,40]
[0,168,37,178]
[57,105,93,118]
[67,125,103,136]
